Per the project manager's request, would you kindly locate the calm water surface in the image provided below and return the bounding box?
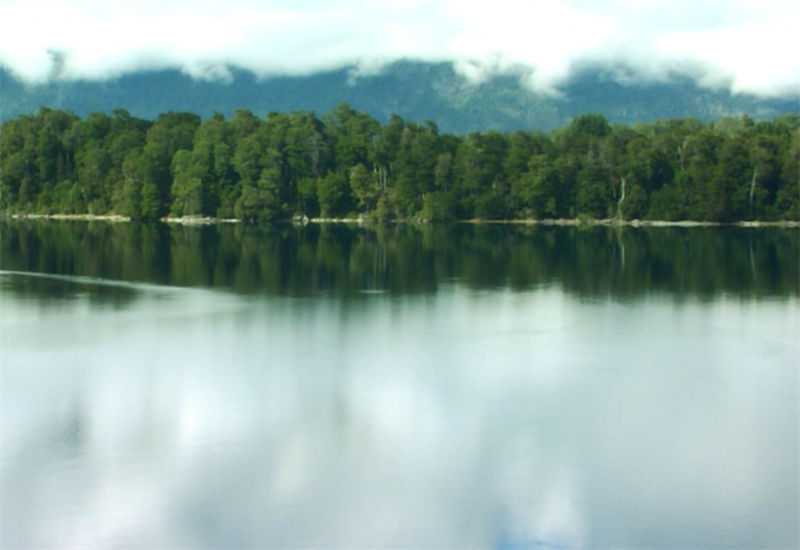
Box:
[1,221,798,548]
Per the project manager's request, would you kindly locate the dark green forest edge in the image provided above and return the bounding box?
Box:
[1,105,798,223]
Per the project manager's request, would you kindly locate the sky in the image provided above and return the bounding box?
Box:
[0,0,798,97]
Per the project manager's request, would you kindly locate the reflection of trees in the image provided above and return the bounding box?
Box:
[1,220,797,300]
[0,271,139,308]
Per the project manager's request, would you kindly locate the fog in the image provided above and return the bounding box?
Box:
[0,0,797,96]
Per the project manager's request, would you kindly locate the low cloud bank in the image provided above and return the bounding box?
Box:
[0,0,797,97]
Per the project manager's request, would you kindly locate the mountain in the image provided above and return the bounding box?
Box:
[1,61,797,133]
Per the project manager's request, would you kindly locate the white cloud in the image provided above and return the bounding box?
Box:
[0,0,797,96]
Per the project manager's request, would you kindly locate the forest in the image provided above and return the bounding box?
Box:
[1,105,798,223]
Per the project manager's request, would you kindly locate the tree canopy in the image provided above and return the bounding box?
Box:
[2,106,798,222]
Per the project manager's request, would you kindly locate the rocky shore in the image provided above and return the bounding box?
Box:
[4,212,798,228]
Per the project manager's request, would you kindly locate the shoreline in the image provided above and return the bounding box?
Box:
[3,213,799,228]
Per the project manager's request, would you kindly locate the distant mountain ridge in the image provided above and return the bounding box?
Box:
[1,61,798,133]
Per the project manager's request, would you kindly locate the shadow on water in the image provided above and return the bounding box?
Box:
[1,219,798,302]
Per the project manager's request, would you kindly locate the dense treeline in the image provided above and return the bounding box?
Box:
[2,221,797,299]
[1,105,798,222]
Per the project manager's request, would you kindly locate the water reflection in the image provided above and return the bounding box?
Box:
[0,271,140,310]
[2,220,798,301]
[2,276,798,548]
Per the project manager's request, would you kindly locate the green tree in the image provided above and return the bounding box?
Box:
[350,163,379,213]
[170,150,203,217]
[317,171,351,218]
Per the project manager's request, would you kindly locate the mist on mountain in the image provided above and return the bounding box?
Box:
[2,61,797,133]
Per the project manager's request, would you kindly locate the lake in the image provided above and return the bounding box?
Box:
[1,220,798,548]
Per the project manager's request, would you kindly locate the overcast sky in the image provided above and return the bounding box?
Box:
[0,0,798,96]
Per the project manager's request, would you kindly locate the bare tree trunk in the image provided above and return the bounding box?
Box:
[617,177,626,221]
[373,165,388,192]
[677,139,688,172]
[749,168,758,219]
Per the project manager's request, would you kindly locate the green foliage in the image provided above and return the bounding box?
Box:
[621,184,648,220]
[577,161,612,218]
[647,185,685,221]
[317,172,351,218]
[170,150,203,217]
[2,105,798,223]
[350,163,379,212]
[421,191,456,221]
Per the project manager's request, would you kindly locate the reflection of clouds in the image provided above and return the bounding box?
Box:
[55,476,169,549]
[268,429,320,506]
[531,470,586,549]
[2,286,798,547]
[492,432,586,549]
[346,370,447,448]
